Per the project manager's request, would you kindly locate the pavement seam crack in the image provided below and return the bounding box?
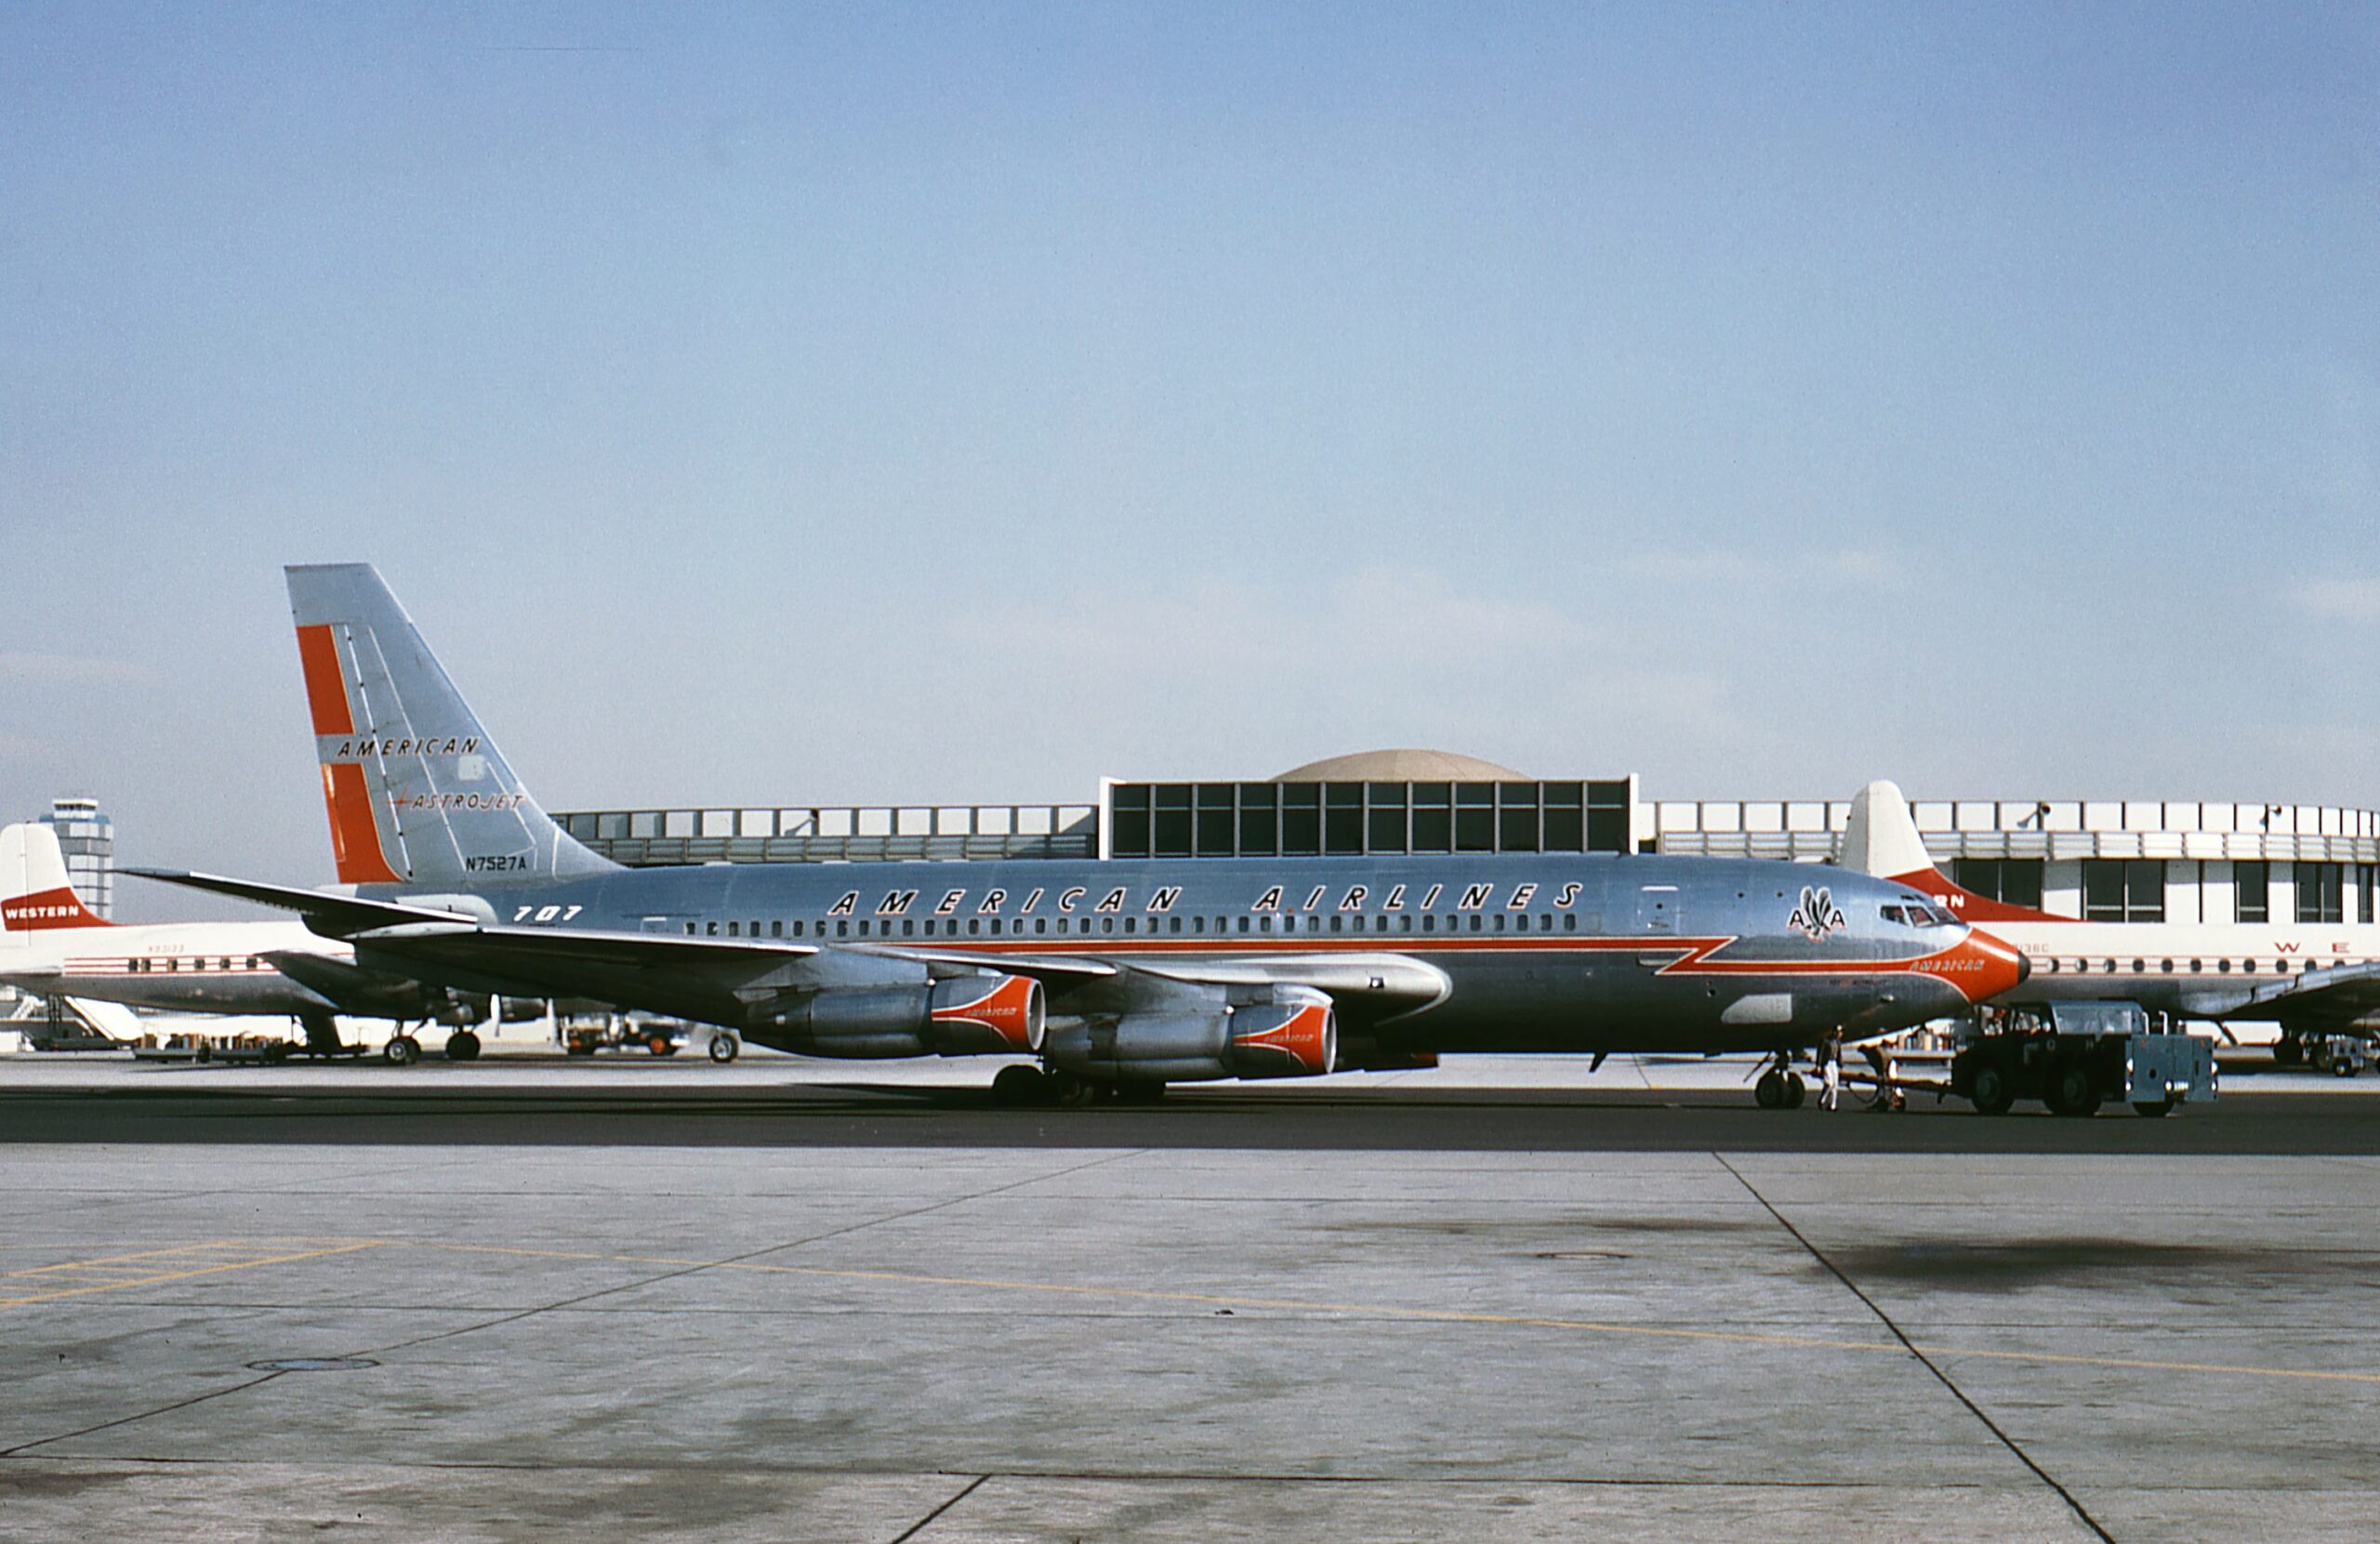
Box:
[885,1473,989,1543]
[0,1371,286,1458]
[338,1147,1148,1362]
[1715,1154,2117,1544]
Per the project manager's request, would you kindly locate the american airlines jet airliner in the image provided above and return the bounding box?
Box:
[139,565,2026,1105]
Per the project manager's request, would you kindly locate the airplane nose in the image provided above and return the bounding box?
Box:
[1911,927,2029,1006]
[1956,927,2028,1003]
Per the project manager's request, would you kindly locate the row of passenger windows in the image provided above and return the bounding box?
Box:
[692,912,1593,940]
[124,957,264,972]
[2037,957,2350,976]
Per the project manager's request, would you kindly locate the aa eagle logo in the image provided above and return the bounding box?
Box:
[1788,885,1847,941]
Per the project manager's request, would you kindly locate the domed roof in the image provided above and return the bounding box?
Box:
[1270,748,1530,783]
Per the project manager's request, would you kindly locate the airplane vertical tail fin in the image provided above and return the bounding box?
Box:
[284,563,617,890]
[1838,780,2062,923]
[0,822,112,934]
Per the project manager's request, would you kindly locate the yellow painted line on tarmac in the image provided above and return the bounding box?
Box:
[405,1239,2380,1389]
[0,1239,389,1308]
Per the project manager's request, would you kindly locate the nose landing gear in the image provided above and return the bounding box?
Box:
[1753,1057,1807,1110]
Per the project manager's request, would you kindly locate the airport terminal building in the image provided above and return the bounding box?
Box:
[555,749,2380,930]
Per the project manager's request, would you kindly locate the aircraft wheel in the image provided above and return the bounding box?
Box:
[2132,1098,2175,1117]
[445,1030,481,1062]
[1754,1070,1788,1109]
[1782,1071,1807,1109]
[2308,1041,2334,1074]
[1969,1062,2015,1115]
[707,1034,739,1064]
[992,1063,1051,1106]
[384,1035,421,1067]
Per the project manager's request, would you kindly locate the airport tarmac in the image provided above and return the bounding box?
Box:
[3,1059,2376,1541]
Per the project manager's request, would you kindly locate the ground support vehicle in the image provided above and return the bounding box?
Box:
[1950,1002,2216,1117]
[560,1013,739,1062]
[132,1035,300,1065]
[2301,1033,2373,1077]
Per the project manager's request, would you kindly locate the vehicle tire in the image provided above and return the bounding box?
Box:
[707,1034,738,1064]
[1783,1071,1807,1109]
[2309,1041,2334,1074]
[2273,1036,2304,1068]
[647,1036,675,1057]
[1754,1070,1788,1109]
[2131,1098,2175,1117]
[384,1035,420,1067]
[2045,1060,2096,1117]
[2334,1055,2359,1078]
[992,1063,1050,1106]
[1969,1062,2016,1116]
[445,1030,481,1062]
[564,1040,594,1057]
[1051,1071,1102,1108]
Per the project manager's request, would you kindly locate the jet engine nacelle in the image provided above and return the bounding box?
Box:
[1045,987,1336,1082]
[757,974,1044,1058]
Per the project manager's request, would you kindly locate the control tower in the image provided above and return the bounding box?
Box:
[40,796,113,919]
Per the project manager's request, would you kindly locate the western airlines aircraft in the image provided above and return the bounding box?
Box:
[1842,780,2380,1062]
[0,822,503,1060]
[137,564,2026,1104]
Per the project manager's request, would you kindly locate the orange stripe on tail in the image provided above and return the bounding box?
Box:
[295,625,355,736]
[321,763,403,885]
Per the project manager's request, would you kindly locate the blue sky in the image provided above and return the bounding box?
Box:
[3,3,2374,914]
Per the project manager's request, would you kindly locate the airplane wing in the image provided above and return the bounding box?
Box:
[2230,961,2380,1031]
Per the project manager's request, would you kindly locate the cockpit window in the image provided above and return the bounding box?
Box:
[1884,901,1956,928]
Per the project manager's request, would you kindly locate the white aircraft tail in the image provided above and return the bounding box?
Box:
[1839,781,1938,885]
[284,563,617,890]
[1838,780,2063,923]
[0,822,112,936]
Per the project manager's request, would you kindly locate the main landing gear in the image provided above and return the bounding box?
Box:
[1753,1056,1807,1110]
[991,1064,1168,1109]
